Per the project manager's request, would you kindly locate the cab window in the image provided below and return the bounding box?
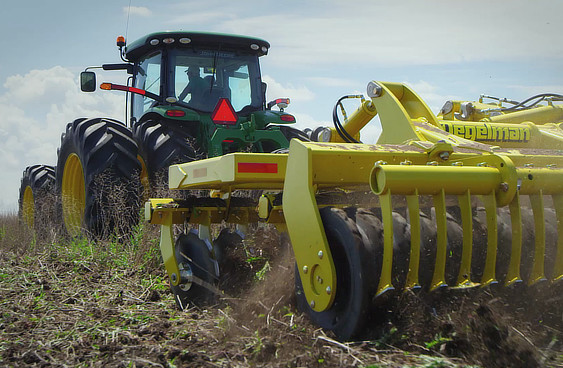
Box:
[132,52,161,119]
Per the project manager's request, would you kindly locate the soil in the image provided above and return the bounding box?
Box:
[0,217,562,367]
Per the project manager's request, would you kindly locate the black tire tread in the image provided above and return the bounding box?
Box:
[18,165,57,228]
[56,117,141,237]
[132,119,200,182]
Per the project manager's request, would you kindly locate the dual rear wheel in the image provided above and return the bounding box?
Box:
[18,165,56,230]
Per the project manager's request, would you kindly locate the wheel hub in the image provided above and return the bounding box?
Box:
[22,186,34,228]
[178,262,193,291]
[61,153,86,237]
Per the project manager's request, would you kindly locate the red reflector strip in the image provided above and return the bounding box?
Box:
[105,83,147,96]
[128,87,146,95]
[223,139,234,143]
[237,162,278,174]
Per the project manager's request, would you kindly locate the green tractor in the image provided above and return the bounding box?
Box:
[19,31,306,237]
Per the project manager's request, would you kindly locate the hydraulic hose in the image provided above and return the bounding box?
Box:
[332,95,360,143]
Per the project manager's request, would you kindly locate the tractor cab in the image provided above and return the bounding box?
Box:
[80,31,300,159]
[124,32,269,123]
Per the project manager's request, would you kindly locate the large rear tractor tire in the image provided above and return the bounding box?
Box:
[295,207,372,340]
[18,165,56,231]
[55,118,141,238]
[171,231,219,310]
[132,119,201,196]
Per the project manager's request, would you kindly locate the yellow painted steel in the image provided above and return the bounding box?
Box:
[480,193,499,286]
[552,194,563,282]
[329,99,378,143]
[145,80,563,315]
[159,212,182,286]
[405,193,421,290]
[439,97,563,125]
[371,165,501,196]
[455,190,476,288]
[144,198,262,226]
[61,153,85,237]
[486,105,563,125]
[505,195,523,286]
[377,191,395,296]
[22,186,34,228]
[282,140,337,312]
[431,189,448,290]
[369,81,435,145]
[517,167,563,195]
[439,121,563,150]
[169,153,288,191]
[529,192,547,285]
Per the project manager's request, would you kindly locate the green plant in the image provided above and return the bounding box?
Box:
[424,334,453,350]
[255,261,271,281]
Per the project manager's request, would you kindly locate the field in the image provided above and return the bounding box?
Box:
[1,212,562,367]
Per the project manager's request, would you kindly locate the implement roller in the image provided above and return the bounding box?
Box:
[146,80,563,339]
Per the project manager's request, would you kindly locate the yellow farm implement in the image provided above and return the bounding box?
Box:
[146,81,563,339]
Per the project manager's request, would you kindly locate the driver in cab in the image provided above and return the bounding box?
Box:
[178,66,207,108]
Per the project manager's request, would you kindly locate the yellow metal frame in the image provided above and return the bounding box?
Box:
[146,80,563,313]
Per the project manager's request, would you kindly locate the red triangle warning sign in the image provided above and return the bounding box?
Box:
[211,98,238,125]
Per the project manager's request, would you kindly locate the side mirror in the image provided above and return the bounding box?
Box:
[80,71,96,92]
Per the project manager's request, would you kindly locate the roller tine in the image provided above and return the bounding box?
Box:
[405,192,421,290]
[377,191,395,296]
[552,194,563,282]
[456,190,476,287]
[505,193,523,286]
[480,193,498,286]
[529,191,547,285]
[430,188,447,291]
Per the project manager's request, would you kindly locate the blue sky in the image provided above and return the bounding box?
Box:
[1,0,562,212]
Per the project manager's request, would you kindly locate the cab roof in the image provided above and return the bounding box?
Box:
[125,31,270,61]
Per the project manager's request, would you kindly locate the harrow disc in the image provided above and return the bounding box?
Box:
[295,207,372,340]
[171,231,219,310]
[293,194,563,340]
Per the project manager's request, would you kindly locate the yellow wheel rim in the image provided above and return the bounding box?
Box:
[62,153,85,237]
[22,186,35,228]
[138,155,150,200]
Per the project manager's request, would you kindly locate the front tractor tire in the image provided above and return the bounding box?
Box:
[56,118,141,238]
[18,165,56,230]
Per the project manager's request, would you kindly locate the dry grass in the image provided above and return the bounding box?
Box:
[1,209,562,367]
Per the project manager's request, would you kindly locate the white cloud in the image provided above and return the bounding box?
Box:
[290,112,328,131]
[507,84,563,97]
[166,0,563,68]
[262,75,315,103]
[125,6,152,17]
[306,77,356,88]
[406,80,460,113]
[0,67,123,212]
